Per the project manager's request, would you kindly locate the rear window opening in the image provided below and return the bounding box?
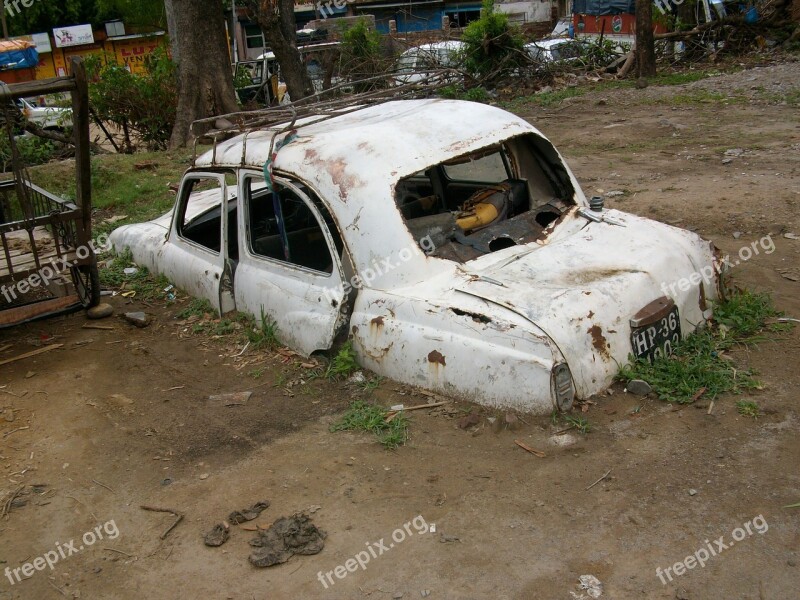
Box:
[394,135,576,263]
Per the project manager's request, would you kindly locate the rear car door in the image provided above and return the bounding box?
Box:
[233,172,347,356]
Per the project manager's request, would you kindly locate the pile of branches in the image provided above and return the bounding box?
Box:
[646,0,799,69]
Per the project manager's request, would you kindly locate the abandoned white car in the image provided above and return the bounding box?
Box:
[110,99,720,414]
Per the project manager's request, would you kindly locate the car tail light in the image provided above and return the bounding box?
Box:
[551,363,575,412]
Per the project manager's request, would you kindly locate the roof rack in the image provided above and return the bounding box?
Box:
[190,71,453,167]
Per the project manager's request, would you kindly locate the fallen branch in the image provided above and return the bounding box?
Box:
[140,505,184,540]
[585,468,612,491]
[0,344,63,367]
[514,439,546,458]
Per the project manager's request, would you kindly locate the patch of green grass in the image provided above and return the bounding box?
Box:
[714,289,786,340]
[246,307,280,350]
[177,297,216,320]
[620,329,759,404]
[330,400,409,449]
[325,340,359,380]
[668,89,745,106]
[248,366,266,379]
[99,248,171,301]
[649,70,718,86]
[619,290,788,404]
[563,414,591,434]
[736,400,760,419]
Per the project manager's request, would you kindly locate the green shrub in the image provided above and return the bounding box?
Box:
[461,0,525,83]
[86,46,176,150]
[0,135,58,172]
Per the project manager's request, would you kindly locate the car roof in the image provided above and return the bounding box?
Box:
[195,99,535,182]
[194,99,541,287]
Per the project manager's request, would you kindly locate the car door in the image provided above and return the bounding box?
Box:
[163,171,236,315]
[234,171,348,356]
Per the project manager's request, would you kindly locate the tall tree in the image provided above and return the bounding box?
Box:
[245,0,313,101]
[164,0,239,148]
[635,0,657,78]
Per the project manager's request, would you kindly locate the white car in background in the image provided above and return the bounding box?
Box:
[524,38,591,66]
[394,41,465,85]
[16,97,72,131]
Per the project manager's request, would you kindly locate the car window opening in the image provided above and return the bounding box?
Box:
[395,135,575,263]
[245,177,344,275]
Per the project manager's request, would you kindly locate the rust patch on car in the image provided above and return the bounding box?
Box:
[699,283,707,311]
[427,350,446,366]
[587,310,595,319]
[328,158,363,202]
[588,325,610,358]
[371,316,384,327]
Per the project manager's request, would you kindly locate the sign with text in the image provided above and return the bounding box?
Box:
[53,24,94,48]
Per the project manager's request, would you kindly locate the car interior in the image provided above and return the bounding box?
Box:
[394,134,577,262]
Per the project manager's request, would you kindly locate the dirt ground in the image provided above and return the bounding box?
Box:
[1,59,799,600]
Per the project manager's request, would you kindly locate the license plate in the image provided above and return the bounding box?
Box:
[630,305,681,362]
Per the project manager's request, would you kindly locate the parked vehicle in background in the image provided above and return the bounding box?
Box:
[16,97,72,132]
[524,38,590,66]
[235,42,340,105]
[394,41,466,85]
[110,98,721,414]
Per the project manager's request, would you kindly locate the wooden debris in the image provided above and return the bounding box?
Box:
[2,485,25,517]
[2,426,29,439]
[585,469,612,491]
[82,324,115,331]
[0,344,63,367]
[91,479,115,493]
[514,439,546,458]
[140,505,184,540]
[691,387,707,402]
[707,400,715,415]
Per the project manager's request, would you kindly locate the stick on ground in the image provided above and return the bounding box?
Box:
[140,505,185,540]
[585,469,612,491]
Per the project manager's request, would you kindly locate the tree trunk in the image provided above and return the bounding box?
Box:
[165,0,240,148]
[254,0,314,101]
[635,0,657,78]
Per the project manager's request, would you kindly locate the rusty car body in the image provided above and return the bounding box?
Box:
[110,99,720,413]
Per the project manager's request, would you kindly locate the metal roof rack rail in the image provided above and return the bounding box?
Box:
[189,70,454,167]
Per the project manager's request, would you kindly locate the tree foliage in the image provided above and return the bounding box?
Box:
[461,0,525,83]
[86,48,176,151]
[95,0,167,30]
[340,19,386,89]
[4,0,166,36]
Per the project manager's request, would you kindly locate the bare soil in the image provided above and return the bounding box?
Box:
[1,60,799,600]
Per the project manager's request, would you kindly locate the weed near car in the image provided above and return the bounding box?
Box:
[330,400,409,449]
[100,249,171,302]
[619,290,790,404]
[325,341,359,380]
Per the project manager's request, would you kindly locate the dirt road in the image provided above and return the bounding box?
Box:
[1,60,799,600]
